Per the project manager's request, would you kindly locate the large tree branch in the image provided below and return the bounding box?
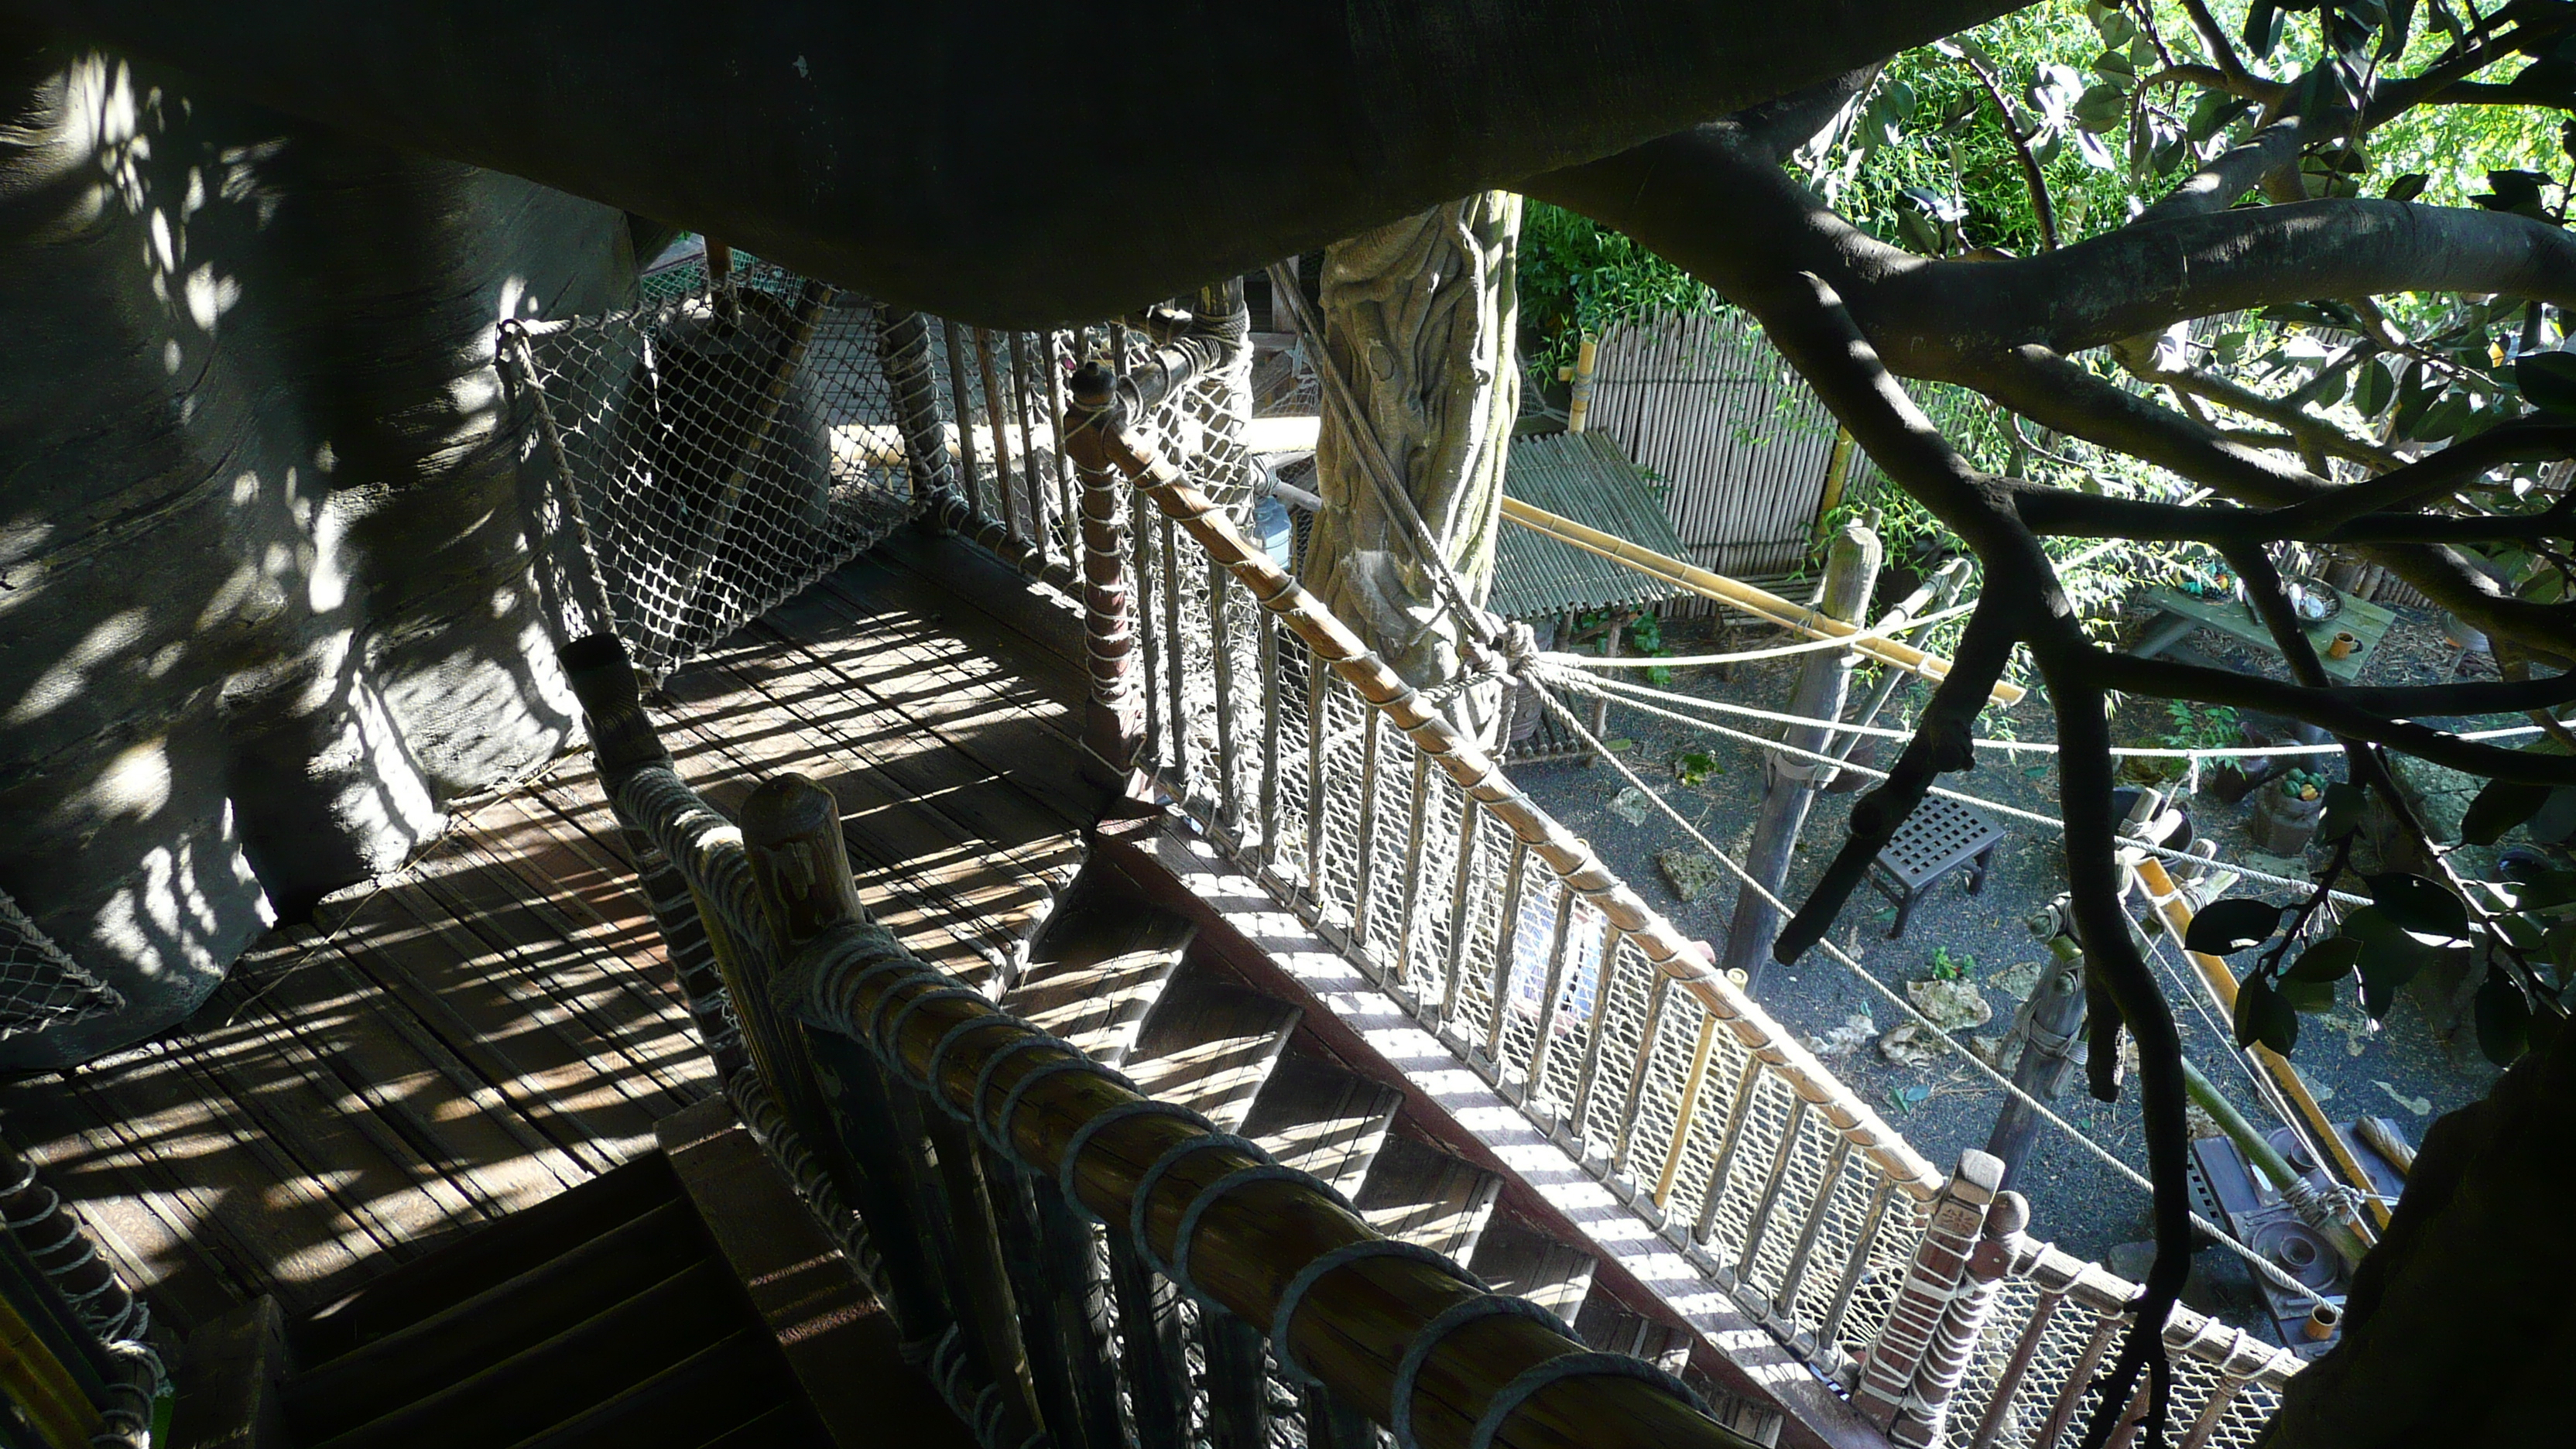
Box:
[1530,126,2576,666]
[1869,201,2576,364]
[2103,653,2576,783]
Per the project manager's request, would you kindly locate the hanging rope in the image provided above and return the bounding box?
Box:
[1526,680,2341,1310]
[1543,664,2370,906]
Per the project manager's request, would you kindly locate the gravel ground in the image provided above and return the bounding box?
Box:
[1513,598,2516,1335]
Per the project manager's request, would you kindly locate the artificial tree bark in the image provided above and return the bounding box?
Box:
[3,0,2023,327]
[1303,194,1521,722]
[0,41,639,1066]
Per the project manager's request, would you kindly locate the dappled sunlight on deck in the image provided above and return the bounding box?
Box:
[2,537,1092,1333]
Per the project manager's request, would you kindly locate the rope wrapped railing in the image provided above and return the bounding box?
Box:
[1056,343,2304,1447]
[560,622,1759,1449]
[1065,369,1942,1195]
[0,1135,161,1448]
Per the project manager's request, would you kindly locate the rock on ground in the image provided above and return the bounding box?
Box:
[1656,848,1723,903]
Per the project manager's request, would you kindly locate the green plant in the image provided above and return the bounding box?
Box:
[2160,701,2241,752]
[1930,944,1978,981]
[1674,748,1721,786]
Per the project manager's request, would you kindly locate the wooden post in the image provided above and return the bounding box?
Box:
[742,775,1043,1440]
[1855,1151,2031,1449]
[1567,333,1600,434]
[1719,515,1879,990]
[1982,927,2088,1189]
[1064,367,1149,800]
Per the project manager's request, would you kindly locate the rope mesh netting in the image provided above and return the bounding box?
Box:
[0,889,122,1043]
[508,258,920,680]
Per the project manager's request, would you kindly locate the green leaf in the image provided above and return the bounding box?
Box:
[2530,787,2576,844]
[2366,873,2470,942]
[2462,778,2553,845]
[2354,358,2395,416]
[2235,969,2297,1046]
[2517,353,2576,419]
[2187,898,2288,957]
[2413,393,2473,441]
[2284,935,2364,983]
[2278,976,2339,1015]
[2475,967,2532,1066]
[2234,977,2298,1054]
[2346,906,2454,1020]
[2319,782,2369,841]
[2383,173,2429,203]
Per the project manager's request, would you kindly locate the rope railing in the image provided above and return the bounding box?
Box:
[560,630,1750,1449]
[507,248,2305,1449]
[1054,334,2305,1449]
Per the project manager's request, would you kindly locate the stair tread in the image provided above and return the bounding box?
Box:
[1573,1293,1690,1372]
[1353,1136,1502,1262]
[1005,869,1197,1067]
[698,1401,834,1449]
[1240,1053,1402,1198]
[295,1155,683,1366]
[312,1259,742,1449]
[1125,972,1301,1134]
[501,1328,807,1449]
[1466,1217,1598,1324]
[288,1199,712,1437]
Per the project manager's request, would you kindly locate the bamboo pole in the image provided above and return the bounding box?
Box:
[2132,857,2391,1231]
[1081,392,1942,1201]
[1499,495,2024,707]
[2177,1058,2372,1273]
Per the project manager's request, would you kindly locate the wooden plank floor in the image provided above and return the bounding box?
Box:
[0,533,1094,1335]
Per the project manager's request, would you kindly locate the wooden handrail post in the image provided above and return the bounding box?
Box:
[1064,365,1150,799]
[741,774,1044,1440]
[1855,1150,2034,1447]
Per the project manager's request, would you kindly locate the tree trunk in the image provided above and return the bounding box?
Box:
[1303,194,1520,730]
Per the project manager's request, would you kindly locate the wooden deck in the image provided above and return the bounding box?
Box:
[1,532,1094,1335]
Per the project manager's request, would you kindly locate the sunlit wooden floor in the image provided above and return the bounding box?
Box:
[2,532,1093,1334]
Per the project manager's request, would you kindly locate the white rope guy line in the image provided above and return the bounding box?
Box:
[1575,667,2550,760]
[1545,600,1982,670]
[1545,665,2369,908]
[1529,682,2339,1310]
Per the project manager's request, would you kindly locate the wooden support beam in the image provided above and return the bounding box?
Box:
[1499,495,2024,707]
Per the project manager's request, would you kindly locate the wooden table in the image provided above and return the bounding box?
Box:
[2129,583,2396,684]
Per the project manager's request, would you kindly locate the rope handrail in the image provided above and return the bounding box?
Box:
[1072,395,1946,1202]
[561,632,1751,1449]
[776,912,1748,1449]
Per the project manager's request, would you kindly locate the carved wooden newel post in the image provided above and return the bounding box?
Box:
[1063,371,1149,795]
[1855,1149,2036,1448]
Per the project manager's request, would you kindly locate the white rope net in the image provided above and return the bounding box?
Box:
[506,258,920,679]
[0,889,122,1043]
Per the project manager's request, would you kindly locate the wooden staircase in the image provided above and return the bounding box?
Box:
[171,1104,966,1449]
[1011,858,1708,1398]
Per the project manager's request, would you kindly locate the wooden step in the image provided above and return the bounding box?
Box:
[1573,1292,1691,1373]
[1004,865,1197,1067]
[656,1098,975,1449]
[1466,1217,1598,1324]
[1123,971,1301,1134]
[286,1200,713,1441]
[310,1259,742,1449]
[700,1401,834,1449]
[1239,1052,1401,1199]
[500,1329,820,1449]
[1353,1136,1502,1262]
[294,1154,684,1366]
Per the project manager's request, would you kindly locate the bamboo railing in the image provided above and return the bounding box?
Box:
[560,635,1757,1449]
